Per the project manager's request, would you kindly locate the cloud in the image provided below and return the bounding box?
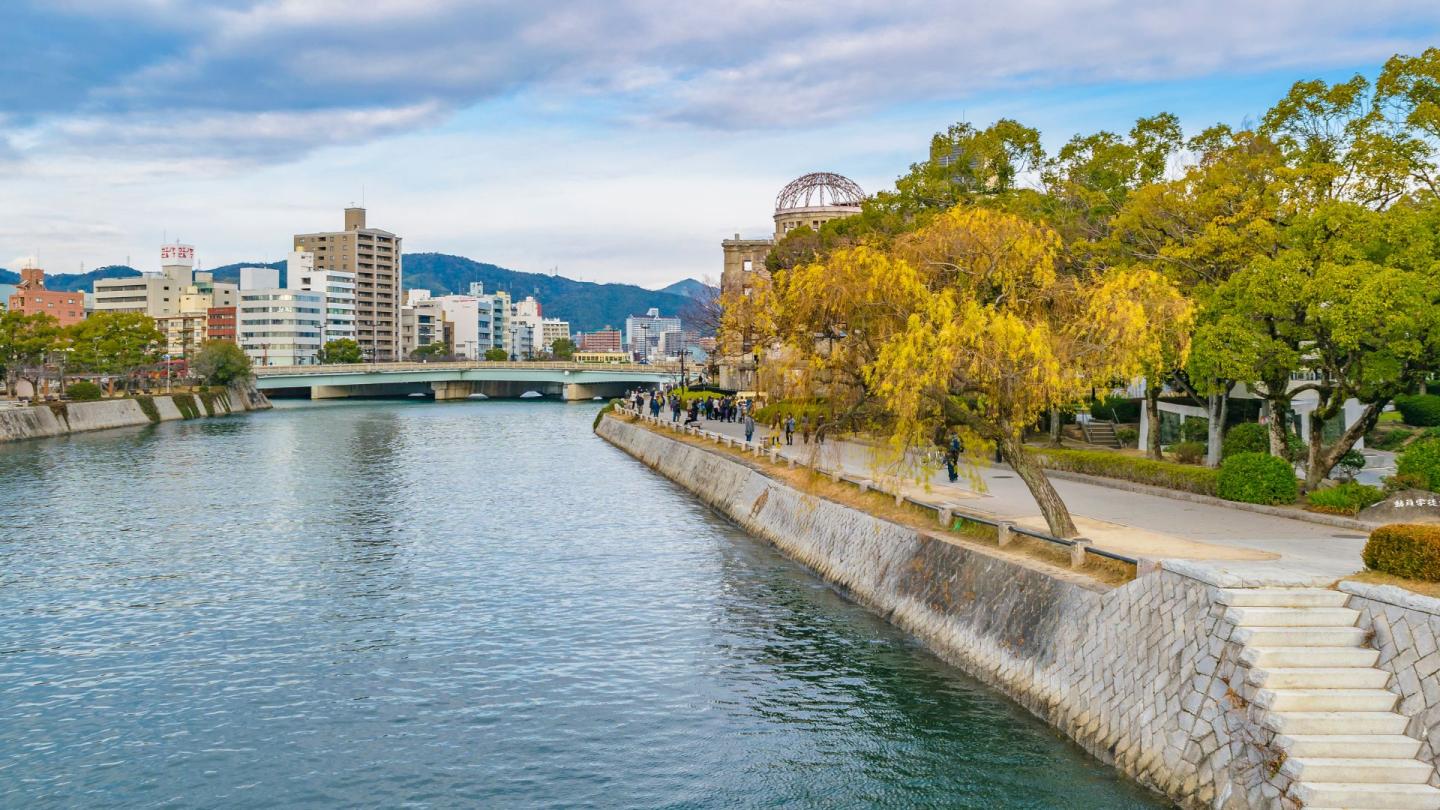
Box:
[7,0,1440,162]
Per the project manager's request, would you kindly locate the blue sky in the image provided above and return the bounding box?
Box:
[3,1,1438,288]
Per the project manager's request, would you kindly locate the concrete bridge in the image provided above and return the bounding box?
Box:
[252,361,678,401]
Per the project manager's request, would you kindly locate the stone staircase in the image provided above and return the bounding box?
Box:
[1081,419,1121,448]
[1221,588,1440,809]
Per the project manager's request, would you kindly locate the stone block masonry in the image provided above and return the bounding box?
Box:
[1342,580,1440,786]
[597,415,1301,809]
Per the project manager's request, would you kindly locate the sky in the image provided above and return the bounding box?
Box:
[3,1,1439,290]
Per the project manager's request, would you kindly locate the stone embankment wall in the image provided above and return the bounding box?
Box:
[1342,581,1440,780]
[0,382,271,443]
[598,415,1296,809]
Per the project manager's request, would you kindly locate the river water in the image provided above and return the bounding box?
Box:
[0,400,1164,808]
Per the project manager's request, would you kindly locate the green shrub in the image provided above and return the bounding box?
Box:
[1090,395,1139,423]
[1180,418,1209,442]
[1397,438,1440,492]
[1030,447,1220,496]
[1385,472,1429,493]
[754,399,825,423]
[1306,482,1385,516]
[66,381,102,402]
[1222,423,1268,458]
[1395,395,1440,427]
[1335,449,1367,480]
[1368,426,1414,452]
[1171,441,1207,464]
[1363,524,1440,581]
[594,399,619,430]
[1217,452,1299,505]
[1115,427,1138,448]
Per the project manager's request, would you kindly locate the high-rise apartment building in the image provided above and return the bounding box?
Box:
[625,308,682,362]
[540,319,571,353]
[294,207,401,361]
[287,250,356,344]
[579,329,622,353]
[237,267,325,366]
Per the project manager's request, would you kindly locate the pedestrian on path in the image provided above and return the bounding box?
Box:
[945,434,961,483]
[784,415,795,445]
[744,412,755,445]
[800,414,809,444]
[815,416,826,445]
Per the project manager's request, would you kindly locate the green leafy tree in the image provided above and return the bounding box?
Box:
[191,340,252,386]
[483,347,509,361]
[65,312,164,392]
[0,311,62,398]
[410,341,450,361]
[550,337,576,360]
[316,338,363,364]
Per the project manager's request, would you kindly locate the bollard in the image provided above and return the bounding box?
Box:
[894,492,904,506]
[858,481,870,493]
[1070,538,1092,569]
[769,448,778,463]
[938,507,952,528]
[997,522,1013,547]
[787,457,795,468]
[831,470,843,483]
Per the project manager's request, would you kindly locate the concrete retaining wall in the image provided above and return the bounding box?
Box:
[0,383,270,443]
[598,414,1296,809]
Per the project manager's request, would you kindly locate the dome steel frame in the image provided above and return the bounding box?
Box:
[774,172,865,212]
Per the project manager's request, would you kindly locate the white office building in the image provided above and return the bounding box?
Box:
[625,308,682,362]
[287,250,355,344]
[433,295,482,359]
[238,267,324,366]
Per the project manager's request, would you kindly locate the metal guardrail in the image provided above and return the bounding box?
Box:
[255,360,681,377]
[614,405,1140,568]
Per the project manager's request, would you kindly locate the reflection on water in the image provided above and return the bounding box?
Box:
[0,400,1165,808]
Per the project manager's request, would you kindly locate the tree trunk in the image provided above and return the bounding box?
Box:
[1048,408,1063,447]
[1267,399,1290,457]
[1304,401,1384,491]
[1000,432,1080,539]
[1205,393,1229,467]
[1145,379,1162,460]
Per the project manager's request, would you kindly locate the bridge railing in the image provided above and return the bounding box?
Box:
[254,360,681,377]
[613,404,1137,569]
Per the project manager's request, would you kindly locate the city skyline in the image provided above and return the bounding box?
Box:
[4,2,1440,288]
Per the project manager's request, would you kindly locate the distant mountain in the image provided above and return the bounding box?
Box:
[4,254,698,334]
[0,265,139,292]
[659,278,713,299]
[208,261,286,287]
[403,253,694,333]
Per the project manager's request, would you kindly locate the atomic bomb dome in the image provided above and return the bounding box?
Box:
[772,172,865,239]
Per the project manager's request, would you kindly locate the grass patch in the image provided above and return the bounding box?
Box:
[172,393,200,419]
[1348,569,1440,600]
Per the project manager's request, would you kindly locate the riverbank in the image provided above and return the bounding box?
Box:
[598,411,1440,809]
[0,382,270,443]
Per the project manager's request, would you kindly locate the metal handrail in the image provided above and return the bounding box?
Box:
[613,404,1140,566]
[256,360,681,376]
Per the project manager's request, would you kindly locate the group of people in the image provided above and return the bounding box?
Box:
[626,388,837,448]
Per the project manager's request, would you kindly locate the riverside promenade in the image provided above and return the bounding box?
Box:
[691,416,1368,585]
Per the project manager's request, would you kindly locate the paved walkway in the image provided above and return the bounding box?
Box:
[677,414,1368,585]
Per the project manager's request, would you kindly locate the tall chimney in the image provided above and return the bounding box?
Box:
[344,207,367,231]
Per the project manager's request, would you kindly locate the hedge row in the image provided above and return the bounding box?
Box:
[1395,394,1440,427]
[1364,524,1440,581]
[1030,448,1220,496]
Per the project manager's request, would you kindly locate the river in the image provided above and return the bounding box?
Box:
[0,399,1164,808]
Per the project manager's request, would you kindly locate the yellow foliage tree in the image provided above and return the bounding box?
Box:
[868,207,1190,537]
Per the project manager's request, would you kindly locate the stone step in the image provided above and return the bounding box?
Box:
[1282,734,1424,760]
[1257,688,1398,712]
[1218,588,1351,608]
[1236,626,1368,647]
[1253,667,1392,689]
[1226,606,1360,627]
[1250,646,1380,668]
[1270,712,1411,735]
[1295,782,1440,809]
[1286,757,1435,784]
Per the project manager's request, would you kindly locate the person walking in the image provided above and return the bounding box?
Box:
[815,415,826,445]
[945,433,961,483]
[784,414,795,446]
[800,414,810,444]
[744,412,755,445]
